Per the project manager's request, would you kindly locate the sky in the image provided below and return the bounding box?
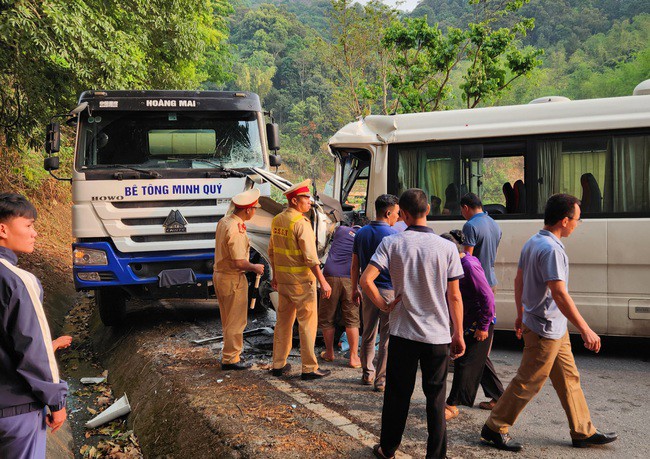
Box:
[355,0,420,12]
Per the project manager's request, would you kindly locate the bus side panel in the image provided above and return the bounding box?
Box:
[607,219,650,337]
[564,220,608,334]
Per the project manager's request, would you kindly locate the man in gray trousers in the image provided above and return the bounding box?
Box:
[0,193,68,458]
[351,194,400,392]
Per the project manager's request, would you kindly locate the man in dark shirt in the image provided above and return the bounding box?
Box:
[0,193,68,458]
[351,194,399,392]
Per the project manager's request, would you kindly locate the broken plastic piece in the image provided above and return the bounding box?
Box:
[80,377,106,385]
[191,327,274,345]
[85,394,131,428]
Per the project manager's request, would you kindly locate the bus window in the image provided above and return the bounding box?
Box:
[339,151,370,215]
[480,156,525,214]
[606,135,650,213]
[397,145,461,216]
[536,136,607,213]
[536,134,650,215]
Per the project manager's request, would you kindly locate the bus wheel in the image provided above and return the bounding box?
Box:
[96,288,127,326]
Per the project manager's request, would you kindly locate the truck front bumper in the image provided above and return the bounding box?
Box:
[73,241,214,290]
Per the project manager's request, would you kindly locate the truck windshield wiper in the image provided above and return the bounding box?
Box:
[101,164,161,178]
[191,159,245,177]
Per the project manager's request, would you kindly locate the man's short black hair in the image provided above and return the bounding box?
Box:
[375,194,399,215]
[460,192,482,209]
[544,194,580,226]
[0,193,37,223]
[399,189,428,218]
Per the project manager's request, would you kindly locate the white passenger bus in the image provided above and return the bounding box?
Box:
[327,82,650,338]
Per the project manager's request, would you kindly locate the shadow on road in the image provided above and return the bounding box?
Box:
[492,330,650,361]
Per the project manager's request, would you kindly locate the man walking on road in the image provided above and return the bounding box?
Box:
[480,193,618,452]
[460,192,504,410]
[269,179,332,380]
[213,188,265,370]
[361,188,465,459]
[0,193,68,458]
[351,194,399,392]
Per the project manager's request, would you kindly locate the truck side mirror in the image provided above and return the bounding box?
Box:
[44,156,60,171]
[266,122,280,152]
[45,122,61,154]
[269,154,282,168]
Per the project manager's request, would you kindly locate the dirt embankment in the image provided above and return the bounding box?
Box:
[89,304,369,458]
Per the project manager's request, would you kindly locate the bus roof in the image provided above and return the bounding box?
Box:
[78,90,262,112]
[328,94,650,147]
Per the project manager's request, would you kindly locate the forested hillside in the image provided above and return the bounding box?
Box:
[411,0,650,104]
[225,0,649,185]
[1,0,648,194]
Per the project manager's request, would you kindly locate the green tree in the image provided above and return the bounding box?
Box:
[0,0,233,148]
[327,0,399,116]
[382,0,542,112]
[382,17,466,112]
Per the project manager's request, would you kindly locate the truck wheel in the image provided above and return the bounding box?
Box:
[96,288,127,326]
[257,279,275,311]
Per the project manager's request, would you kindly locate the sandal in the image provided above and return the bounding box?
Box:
[372,444,395,459]
[320,351,334,362]
[445,405,459,421]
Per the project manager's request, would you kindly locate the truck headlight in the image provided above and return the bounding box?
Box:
[73,248,108,266]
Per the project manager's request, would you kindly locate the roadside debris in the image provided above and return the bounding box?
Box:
[86,394,132,428]
[81,377,107,385]
[191,327,274,345]
[79,421,140,458]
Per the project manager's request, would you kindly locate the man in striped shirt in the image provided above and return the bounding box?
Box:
[361,188,465,459]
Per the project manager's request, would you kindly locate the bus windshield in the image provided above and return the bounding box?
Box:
[77,110,264,170]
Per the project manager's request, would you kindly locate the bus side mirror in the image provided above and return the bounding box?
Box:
[44,156,60,171]
[269,154,282,168]
[45,122,61,154]
[266,122,280,152]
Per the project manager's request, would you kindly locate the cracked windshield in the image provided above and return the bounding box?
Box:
[78,111,264,170]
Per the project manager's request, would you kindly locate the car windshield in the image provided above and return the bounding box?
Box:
[77,110,264,170]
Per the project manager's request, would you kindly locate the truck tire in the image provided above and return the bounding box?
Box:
[96,288,127,326]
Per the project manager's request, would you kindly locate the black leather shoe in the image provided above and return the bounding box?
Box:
[481,424,523,452]
[271,363,291,377]
[572,430,618,448]
[222,361,252,371]
[301,369,332,380]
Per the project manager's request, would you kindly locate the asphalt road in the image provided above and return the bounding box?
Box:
[116,299,649,458]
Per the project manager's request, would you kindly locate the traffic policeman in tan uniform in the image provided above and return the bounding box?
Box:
[214,188,265,370]
[268,179,333,380]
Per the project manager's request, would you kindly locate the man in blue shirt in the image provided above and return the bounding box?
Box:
[460,193,504,410]
[351,194,399,392]
[0,194,68,458]
[480,194,617,452]
[461,193,501,288]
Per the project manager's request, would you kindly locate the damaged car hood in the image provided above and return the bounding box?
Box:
[244,168,339,264]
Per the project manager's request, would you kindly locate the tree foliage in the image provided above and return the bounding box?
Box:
[327,0,399,116]
[383,0,542,112]
[0,0,232,147]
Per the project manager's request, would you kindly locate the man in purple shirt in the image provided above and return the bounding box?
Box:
[440,231,503,421]
[318,225,360,368]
